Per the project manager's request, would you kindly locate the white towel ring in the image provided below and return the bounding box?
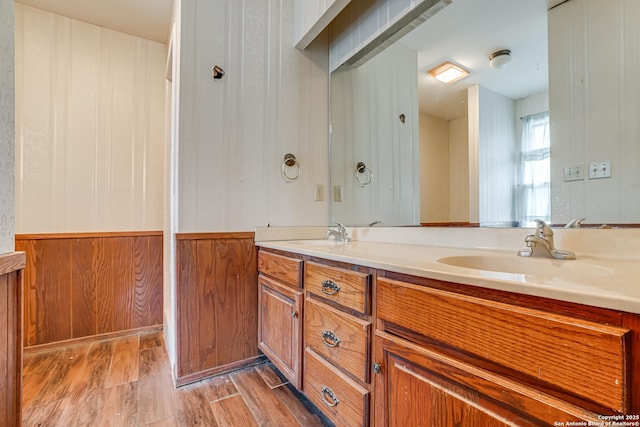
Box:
[354,161,373,187]
[281,153,301,183]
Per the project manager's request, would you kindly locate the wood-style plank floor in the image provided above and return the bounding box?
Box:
[22,330,329,426]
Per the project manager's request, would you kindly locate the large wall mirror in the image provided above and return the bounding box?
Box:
[329,0,640,227]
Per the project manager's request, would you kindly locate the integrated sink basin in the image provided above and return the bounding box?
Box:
[437,255,614,279]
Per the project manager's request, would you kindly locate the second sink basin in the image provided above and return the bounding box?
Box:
[437,255,614,279]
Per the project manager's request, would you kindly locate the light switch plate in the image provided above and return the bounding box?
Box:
[588,160,611,179]
[563,164,585,181]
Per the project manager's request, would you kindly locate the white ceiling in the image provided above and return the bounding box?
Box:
[400,0,549,120]
[15,0,174,44]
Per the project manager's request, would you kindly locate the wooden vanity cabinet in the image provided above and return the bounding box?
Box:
[303,260,373,426]
[258,248,639,426]
[372,274,635,426]
[257,250,304,389]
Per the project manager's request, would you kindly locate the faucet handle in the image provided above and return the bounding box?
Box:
[534,219,553,238]
[564,218,585,228]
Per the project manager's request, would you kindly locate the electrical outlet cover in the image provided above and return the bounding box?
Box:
[333,185,343,202]
[314,184,324,201]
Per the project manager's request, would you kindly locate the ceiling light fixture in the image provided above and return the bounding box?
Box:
[427,61,469,84]
[489,49,512,69]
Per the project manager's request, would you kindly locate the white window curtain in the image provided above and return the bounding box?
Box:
[516,112,550,226]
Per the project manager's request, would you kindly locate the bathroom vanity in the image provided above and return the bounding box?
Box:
[256,227,640,426]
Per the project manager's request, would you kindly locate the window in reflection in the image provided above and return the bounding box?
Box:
[517,112,550,226]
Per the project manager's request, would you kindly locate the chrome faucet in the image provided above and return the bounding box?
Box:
[518,219,576,259]
[564,218,586,228]
[327,222,351,243]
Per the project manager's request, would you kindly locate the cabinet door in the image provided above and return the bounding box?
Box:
[258,274,303,389]
[373,332,603,427]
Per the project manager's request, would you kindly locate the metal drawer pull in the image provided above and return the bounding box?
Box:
[321,330,341,347]
[321,279,340,295]
[320,386,339,407]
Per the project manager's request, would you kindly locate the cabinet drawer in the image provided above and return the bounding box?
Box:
[377,277,631,412]
[305,298,371,383]
[305,261,370,314]
[304,348,369,427]
[258,250,302,288]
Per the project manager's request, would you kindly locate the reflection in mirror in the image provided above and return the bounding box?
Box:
[331,43,420,226]
[329,0,640,227]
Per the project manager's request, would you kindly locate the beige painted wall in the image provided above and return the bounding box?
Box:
[419,113,449,223]
[449,116,469,222]
[419,112,470,224]
[14,4,167,233]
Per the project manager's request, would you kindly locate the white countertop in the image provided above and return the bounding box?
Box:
[256,227,640,314]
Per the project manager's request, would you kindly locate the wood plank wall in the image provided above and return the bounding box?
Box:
[15,232,163,347]
[0,252,26,427]
[176,232,261,385]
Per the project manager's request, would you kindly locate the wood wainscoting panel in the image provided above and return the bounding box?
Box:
[15,232,163,347]
[95,237,135,335]
[19,238,73,345]
[136,235,164,330]
[176,232,260,383]
[71,237,96,339]
[0,252,25,427]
